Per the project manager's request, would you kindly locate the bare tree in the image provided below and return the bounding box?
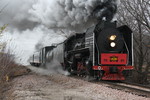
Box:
[117,0,150,83]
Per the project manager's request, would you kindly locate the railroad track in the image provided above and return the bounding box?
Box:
[70,75,150,98]
[95,81,150,98]
[121,81,150,90]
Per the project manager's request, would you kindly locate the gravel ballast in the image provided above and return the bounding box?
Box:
[5,66,149,100]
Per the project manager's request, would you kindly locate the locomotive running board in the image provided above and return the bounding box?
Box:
[68,48,89,54]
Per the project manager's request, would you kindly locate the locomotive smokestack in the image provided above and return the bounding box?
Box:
[93,0,118,22]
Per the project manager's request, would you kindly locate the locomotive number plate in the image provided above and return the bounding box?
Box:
[101,53,127,65]
[110,56,118,62]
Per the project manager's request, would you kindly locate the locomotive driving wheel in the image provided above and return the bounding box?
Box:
[76,61,86,76]
[84,60,95,81]
[65,54,78,75]
[76,59,94,81]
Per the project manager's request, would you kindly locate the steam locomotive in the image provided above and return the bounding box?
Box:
[30,20,134,80]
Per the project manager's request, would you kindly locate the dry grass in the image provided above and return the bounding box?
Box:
[0,52,31,100]
[0,53,16,81]
[0,53,17,100]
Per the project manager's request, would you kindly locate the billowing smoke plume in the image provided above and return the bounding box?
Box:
[0,0,119,65]
[29,0,119,31]
[32,0,120,50]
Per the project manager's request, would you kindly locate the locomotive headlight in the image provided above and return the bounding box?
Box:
[109,35,116,40]
[110,42,116,47]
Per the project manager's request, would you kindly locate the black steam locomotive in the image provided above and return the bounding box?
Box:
[30,21,134,80]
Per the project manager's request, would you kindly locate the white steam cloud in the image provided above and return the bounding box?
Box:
[29,0,96,31]
[0,0,119,65]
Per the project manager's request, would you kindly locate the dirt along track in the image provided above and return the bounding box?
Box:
[5,66,150,100]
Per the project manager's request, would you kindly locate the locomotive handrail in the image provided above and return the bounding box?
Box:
[124,40,130,66]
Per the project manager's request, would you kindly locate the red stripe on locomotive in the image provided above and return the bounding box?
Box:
[101,53,127,65]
